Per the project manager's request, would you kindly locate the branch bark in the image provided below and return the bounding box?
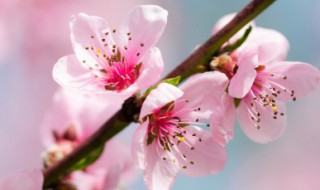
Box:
[43,0,276,188]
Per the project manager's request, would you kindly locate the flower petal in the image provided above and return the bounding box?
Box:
[53,55,94,92]
[179,72,229,120]
[72,171,106,190]
[120,5,168,60]
[132,122,148,170]
[140,83,183,119]
[144,142,180,190]
[173,125,227,176]
[136,47,164,89]
[247,27,289,63]
[211,94,237,145]
[228,54,258,98]
[97,140,138,189]
[70,13,115,68]
[133,122,179,190]
[267,61,320,101]
[0,169,43,190]
[238,96,287,143]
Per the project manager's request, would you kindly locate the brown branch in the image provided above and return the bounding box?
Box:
[43,0,276,188]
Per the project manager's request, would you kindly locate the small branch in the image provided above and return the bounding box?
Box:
[43,0,276,188]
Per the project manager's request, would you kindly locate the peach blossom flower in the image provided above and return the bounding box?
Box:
[211,14,320,143]
[53,5,167,104]
[133,72,229,190]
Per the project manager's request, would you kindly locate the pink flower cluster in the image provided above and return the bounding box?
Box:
[1,6,319,190]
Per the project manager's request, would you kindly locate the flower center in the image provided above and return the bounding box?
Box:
[244,66,295,129]
[82,29,145,92]
[141,99,209,169]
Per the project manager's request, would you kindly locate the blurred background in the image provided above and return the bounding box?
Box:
[0,0,319,189]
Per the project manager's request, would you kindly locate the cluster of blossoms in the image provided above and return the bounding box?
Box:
[1,5,319,190]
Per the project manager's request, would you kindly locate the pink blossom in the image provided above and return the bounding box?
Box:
[133,72,229,190]
[41,89,137,189]
[0,169,43,190]
[211,15,320,143]
[53,5,167,104]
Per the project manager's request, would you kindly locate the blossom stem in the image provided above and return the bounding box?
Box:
[43,0,276,187]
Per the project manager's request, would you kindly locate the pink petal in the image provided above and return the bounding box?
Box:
[140,83,183,119]
[175,125,227,176]
[52,55,93,93]
[228,54,258,98]
[238,96,287,143]
[120,5,168,60]
[211,94,237,145]
[70,13,114,68]
[132,122,179,190]
[72,171,106,190]
[136,47,164,89]
[267,61,320,101]
[179,72,229,120]
[132,122,148,170]
[40,88,83,147]
[0,169,43,190]
[98,140,138,188]
[144,142,180,190]
[247,27,289,63]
